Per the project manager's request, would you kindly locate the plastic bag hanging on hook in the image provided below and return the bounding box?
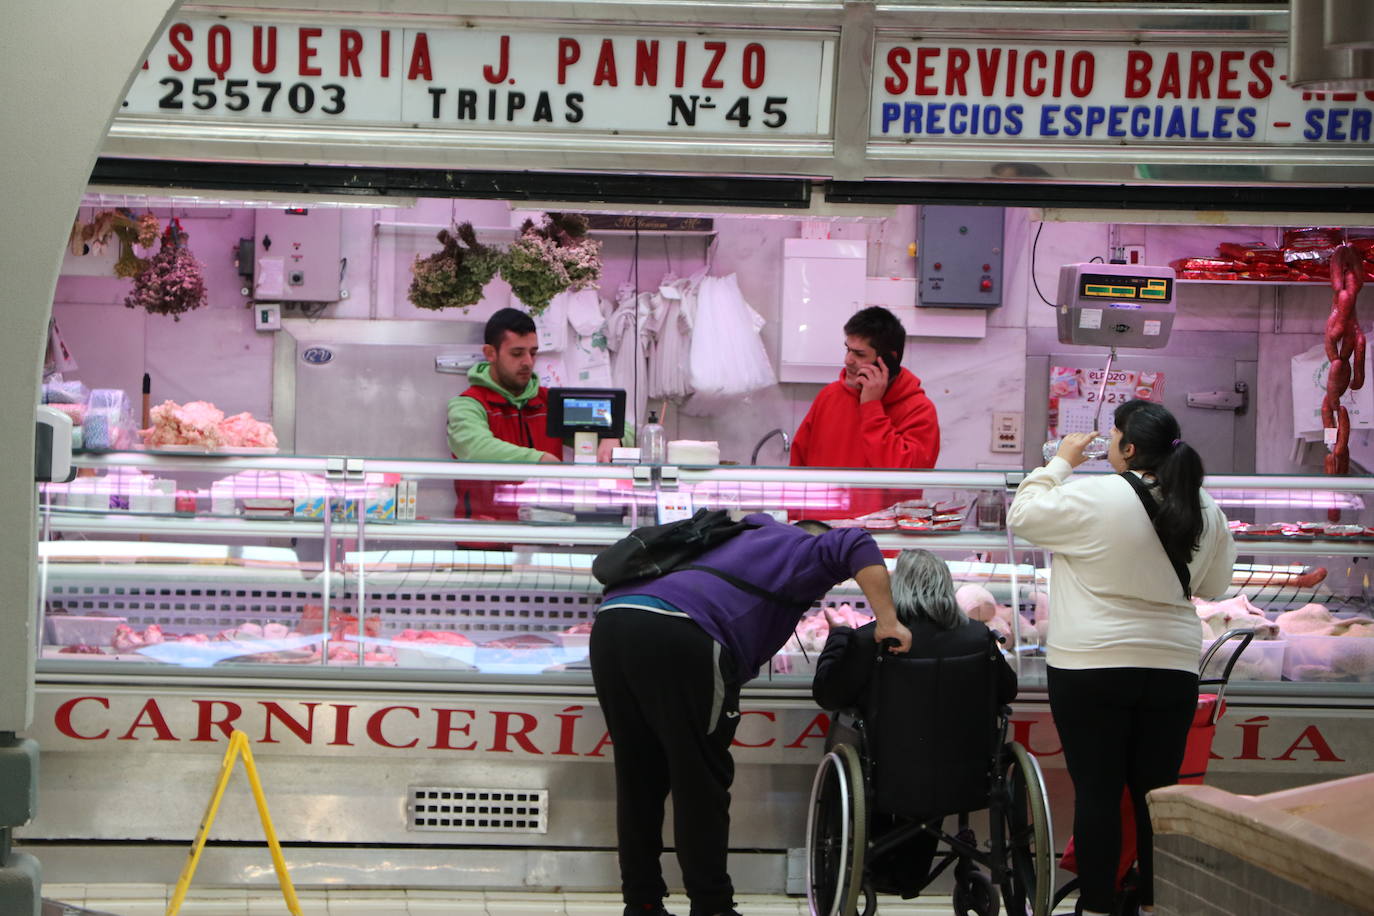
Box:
[683,273,775,413]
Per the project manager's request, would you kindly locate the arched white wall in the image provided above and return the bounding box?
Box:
[0,2,183,730]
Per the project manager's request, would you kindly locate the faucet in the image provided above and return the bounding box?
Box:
[750,428,792,465]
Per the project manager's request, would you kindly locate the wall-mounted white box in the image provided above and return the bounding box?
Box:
[779,239,869,383]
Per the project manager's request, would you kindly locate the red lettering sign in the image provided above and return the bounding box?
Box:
[194,699,242,742]
[55,696,110,741]
[340,30,364,78]
[366,706,420,749]
[260,701,318,744]
[731,710,776,748]
[119,699,177,742]
[252,26,277,74]
[167,23,193,72]
[407,33,432,81]
[784,713,829,749]
[489,711,541,754]
[430,708,478,751]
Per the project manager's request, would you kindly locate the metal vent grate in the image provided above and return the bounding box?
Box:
[408,787,549,834]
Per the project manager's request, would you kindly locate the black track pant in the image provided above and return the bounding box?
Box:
[590,606,742,916]
[1047,665,1198,913]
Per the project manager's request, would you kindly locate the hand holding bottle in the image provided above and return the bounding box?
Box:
[1046,431,1107,467]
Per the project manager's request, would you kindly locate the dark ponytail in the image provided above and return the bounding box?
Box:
[1113,399,1206,566]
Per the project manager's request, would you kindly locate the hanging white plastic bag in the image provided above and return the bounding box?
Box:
[534,290,570,353]
[688,273,776,400]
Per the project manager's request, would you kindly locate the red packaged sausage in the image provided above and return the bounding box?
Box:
[1284,246,1337,275]
[1218,242,1284,264]
[1282,227,1345,249]
[1178,269,1241,280]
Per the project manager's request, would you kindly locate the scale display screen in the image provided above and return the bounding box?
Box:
[1077,273,1173,303]
[545,387,626,439]
[563,397,614,427]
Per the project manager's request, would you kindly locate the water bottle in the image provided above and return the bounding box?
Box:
[1041,435,1110,463]
[640,410,666,464]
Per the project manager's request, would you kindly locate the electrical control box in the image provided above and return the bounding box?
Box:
[254,209,343,302]
[917,205,1004,309]
[1055,262,1176,349]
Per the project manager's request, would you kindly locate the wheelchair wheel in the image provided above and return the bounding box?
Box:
[998,742,1053,916]
[953,869,998,916]
[860,883,877,916]
[806,743,867,916]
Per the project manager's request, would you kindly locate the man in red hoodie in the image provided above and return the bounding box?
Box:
[790,306,940,516]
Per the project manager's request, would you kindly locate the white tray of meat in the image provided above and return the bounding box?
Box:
[558,621,595,652]
[135,630,327,668]
[1201,637,1286,681]
[389,630,478,670]
[46,615,127,647]
[1283,632,1374,683]
[141,400,278,451]
[474,634,584,674]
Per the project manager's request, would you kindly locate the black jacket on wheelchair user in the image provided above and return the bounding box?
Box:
[812,618,1018,822]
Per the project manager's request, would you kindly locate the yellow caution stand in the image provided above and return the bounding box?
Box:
[166,730,302,916]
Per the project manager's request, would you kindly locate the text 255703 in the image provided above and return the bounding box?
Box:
[155,77,346,115]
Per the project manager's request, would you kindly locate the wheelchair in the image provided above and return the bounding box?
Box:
[804,637,1054,916]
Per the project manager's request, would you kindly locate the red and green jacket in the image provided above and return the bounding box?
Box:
[447,363,562,520]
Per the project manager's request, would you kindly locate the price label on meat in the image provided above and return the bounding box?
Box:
[872,40,1374,146]
[120,19,834,137]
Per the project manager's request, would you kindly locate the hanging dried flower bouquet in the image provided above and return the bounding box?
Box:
[123,220,209,320]
[501,212,602,315]
[68,208,161,278]
[408,223,503,311]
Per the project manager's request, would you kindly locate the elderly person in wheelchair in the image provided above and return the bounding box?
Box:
[807,549,1052,916]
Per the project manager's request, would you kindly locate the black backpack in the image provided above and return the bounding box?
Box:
[593,508,758,588]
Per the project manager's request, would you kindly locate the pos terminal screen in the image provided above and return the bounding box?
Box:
[563,397,614,428]
[545,387,626,438]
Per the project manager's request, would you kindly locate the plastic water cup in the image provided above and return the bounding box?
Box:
[1041,435,1110,462]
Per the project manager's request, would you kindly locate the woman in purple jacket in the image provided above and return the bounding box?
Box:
[590,515,911,916]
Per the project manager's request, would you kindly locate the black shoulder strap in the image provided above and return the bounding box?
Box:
[678,564,812,610]
[1119,471,1191,598]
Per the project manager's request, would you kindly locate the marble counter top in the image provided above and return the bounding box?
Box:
[1150,773,1374,913]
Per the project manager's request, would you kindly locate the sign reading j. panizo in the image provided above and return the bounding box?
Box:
[121,19,834,137]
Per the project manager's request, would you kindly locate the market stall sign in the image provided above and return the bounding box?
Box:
[120,19,833,137]
[871,41,1374,146]
[28,690,1363,776]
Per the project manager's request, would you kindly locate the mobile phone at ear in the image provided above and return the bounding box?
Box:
[880,352,901,378]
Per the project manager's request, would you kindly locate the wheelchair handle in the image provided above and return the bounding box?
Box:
[876,636,902,660]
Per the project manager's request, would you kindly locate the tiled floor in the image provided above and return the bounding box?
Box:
[40,887,968,916]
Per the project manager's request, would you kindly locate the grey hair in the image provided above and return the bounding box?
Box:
[891,549,965,631]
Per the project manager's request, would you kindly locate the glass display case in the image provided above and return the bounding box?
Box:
[37,452,1035,682]
[36,453,1374,695]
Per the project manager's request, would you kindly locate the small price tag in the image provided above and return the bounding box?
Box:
[656,491,694,524]
[1324,426,1339,446]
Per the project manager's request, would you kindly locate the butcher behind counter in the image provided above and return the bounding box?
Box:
[789,306,941,519]
[447,307,633,520]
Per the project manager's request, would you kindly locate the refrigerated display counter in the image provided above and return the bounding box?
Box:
[19,452,1374,890]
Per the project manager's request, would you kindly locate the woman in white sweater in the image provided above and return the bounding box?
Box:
[1007,400,1236,916]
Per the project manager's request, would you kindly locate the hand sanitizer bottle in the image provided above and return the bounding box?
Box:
[640,410,666,464]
